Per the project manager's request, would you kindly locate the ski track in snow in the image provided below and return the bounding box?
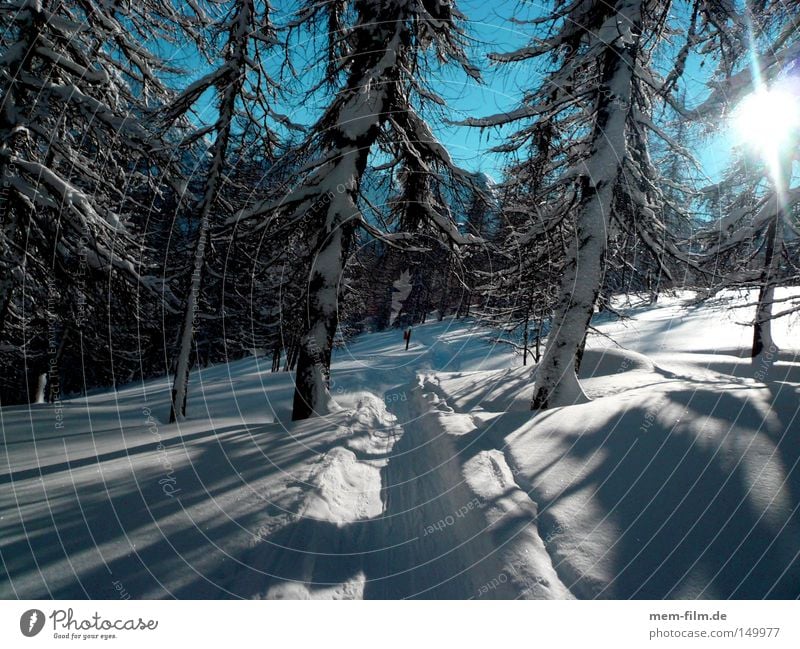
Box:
[236,328,563,599]
[2,289,799,598]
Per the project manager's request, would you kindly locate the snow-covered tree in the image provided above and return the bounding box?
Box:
[692,3,800,363]
[466,0,740,409]
[0,0,200,403]
[696,166,799,360]
[232,0,481,420]
[162,0,287,422]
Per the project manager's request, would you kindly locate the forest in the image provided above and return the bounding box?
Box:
[1,0,797,418]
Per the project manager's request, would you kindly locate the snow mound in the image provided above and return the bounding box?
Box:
[578,347,655,377]
[464,449,574,599]
[301,394,400,525]
[430,346,658,414]
[302,447,384,524]
[504,380,800,598]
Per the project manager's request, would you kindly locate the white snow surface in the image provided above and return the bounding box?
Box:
[1,288,799,599]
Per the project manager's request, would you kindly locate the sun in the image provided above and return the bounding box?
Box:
[732,84,800,169]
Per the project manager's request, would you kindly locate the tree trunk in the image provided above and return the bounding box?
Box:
[169,223,210,423]
[751,189,784,361]
[271,343,282,372]
[438,269,450,320]
[284,338,299,372]
[532,18,639,410]
[34,373,47,404]
[522,306,530,366]
[575,331,588,375]
[169,4,249,423]
[49,331,69,403]
[292,223,355,420]
[648,266,661,304]
[290,6,405,420]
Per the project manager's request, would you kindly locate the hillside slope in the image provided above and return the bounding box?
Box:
[1,289,798,599]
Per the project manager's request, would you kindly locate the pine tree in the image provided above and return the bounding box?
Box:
[466,0,740,409]
[163,0,285,422]
[233,0,480,420]
[0,0,200,403]
[692,2,800,364]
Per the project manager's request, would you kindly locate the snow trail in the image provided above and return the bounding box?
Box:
[363,380,518,598]
[236,377,551,599]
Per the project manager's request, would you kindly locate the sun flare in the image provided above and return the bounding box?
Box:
[732,85,800,164]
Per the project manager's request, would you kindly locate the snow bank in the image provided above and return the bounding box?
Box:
[503,377,800,598]
[301,394,399,526]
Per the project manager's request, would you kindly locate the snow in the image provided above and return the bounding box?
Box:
[1,289,799,598]
[435,289,800,598]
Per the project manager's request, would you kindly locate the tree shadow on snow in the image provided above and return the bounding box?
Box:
[535,388,800,599]
[0,421,352,599]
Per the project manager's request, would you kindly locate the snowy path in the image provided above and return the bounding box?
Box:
[231,373,568,599]
[364,381,518,599]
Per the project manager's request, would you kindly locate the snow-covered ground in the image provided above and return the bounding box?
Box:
[1,289,799,599]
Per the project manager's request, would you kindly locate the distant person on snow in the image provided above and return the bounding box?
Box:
[403,326,412,351]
